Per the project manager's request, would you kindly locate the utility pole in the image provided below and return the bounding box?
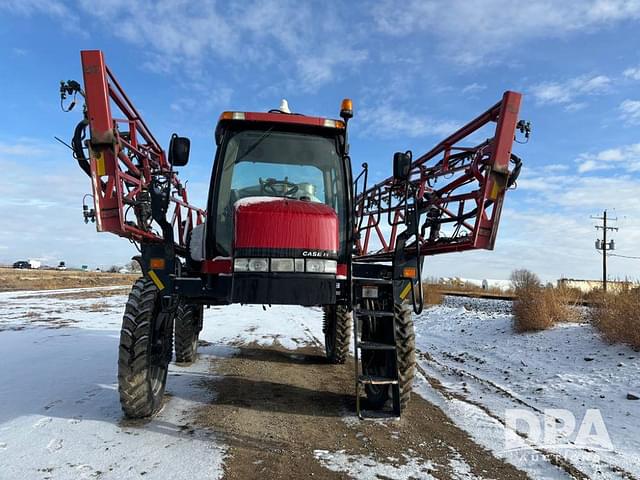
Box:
[592,210,618,292]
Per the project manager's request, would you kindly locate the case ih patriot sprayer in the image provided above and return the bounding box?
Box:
[61,50,528,418]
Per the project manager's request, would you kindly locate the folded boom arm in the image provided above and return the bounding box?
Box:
[354,91,525,261]
[67,50,204,255]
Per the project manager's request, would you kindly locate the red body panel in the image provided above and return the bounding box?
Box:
[234,198,338,253]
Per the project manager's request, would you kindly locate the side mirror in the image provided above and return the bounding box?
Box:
[168,134,190,167]
[393,151,412,181]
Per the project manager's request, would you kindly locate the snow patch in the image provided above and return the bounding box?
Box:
[414,299,640,479]
[314,449,438,479]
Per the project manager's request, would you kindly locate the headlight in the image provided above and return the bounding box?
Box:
[306,259,337,274]
[248,258,269,272]
[234,257,336,274]
[271,258,294,272]
[234,258,249,272]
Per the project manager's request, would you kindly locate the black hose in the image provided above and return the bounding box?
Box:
[411,190,424,315]
[72,119,91,177]
[507,154,522,189]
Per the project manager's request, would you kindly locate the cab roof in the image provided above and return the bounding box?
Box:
[217,111,345,130]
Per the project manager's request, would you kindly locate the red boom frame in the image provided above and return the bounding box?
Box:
[354,91,522,261]
[80,50,204,251]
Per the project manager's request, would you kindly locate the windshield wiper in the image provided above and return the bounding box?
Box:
[236,127,274,163]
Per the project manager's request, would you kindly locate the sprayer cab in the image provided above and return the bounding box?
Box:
[184,101,355,306]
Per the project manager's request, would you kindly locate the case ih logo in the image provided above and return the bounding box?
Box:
[302,250,333,258]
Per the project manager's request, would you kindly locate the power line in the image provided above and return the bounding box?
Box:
[608,253,640,260]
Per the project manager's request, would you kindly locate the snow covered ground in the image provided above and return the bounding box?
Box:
[0,287,228,479]
[415,296,640,479]
[0,288,325,479]
[1,287,638,479]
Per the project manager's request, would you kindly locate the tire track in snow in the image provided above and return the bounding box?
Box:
[415,350,638,480]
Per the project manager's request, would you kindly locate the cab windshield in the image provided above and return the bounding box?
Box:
[214,129,347,256]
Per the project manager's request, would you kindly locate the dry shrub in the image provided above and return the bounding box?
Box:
[513,286,579,332]
[422,283,443,305]
[590,288,640,349]
[547,286,582,323]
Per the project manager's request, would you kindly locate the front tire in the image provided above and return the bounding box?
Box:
[395,303,416,409]
[323,305,351,364]
[118,277,173,418]
[175,303,202,364]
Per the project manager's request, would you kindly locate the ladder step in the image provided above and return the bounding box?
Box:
[352,277,392,284]
[355,309,394,318]
[357,341,396,351]
[358,375,398,385]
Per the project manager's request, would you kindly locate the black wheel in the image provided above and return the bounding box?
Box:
[175,303,202,364]
[395,303,416,409]
[323,305,351,364]
[118,277,174,418]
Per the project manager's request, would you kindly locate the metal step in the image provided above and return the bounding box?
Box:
[357,341,396,351]
[358,375,398,385]
[354,309,394,318]
[352,277,392,284]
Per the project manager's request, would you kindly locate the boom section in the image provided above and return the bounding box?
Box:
[354,91,523,261]
[78,50,204,252]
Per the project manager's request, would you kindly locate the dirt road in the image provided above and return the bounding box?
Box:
[195,342,529,479]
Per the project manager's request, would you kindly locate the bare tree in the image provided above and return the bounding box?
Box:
[126,260,141,273]
[510,268,541,291]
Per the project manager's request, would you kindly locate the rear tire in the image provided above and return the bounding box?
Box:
[323,305,351,364]
[175,303,201,364]
[118,277,173,418]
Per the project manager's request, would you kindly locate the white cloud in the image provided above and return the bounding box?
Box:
[69,0,364,92]
[0,0,71,17]
[575,143,640,173]
[530,74,611,106]
[461,83,486,94]
[507,170,640,280]
[619,99,640,125]
[2,0,366,92]
[0,139,48,156]
[623,66,640,80]
[358,104,458,139]
[544,164,570,172]
[371,0,640,65]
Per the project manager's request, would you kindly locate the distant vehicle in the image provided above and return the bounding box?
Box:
[118,268,130,274]
[13,261,30,269]
[57,261,67,271]
[28,259,41,269]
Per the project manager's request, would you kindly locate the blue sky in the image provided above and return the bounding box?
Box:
[1,0,640,281]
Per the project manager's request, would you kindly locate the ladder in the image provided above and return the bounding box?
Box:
[352,273,401,418]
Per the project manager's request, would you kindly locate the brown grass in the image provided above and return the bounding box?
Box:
[0,268,137,292]
[438,280,511,296]
[513,286,579,332]
[422,284,444,305]
[590,287,640,349]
